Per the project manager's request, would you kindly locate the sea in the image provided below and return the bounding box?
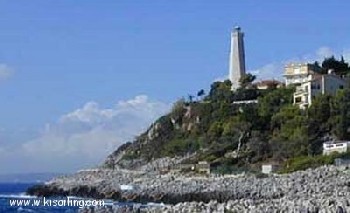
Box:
[0,183,153,213]
[0,182,79,212]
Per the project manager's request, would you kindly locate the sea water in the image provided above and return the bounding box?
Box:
[0,182,80,212]
[0,183,158,213]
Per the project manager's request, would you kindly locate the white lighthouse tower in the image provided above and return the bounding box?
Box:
[229,26,246,90]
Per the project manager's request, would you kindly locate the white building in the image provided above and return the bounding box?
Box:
[284,63,347,109]
[261,164,280,174]
[284,63,320,86]
[253,80,284,90]
[196,161,211,174]
[323,141,350,155]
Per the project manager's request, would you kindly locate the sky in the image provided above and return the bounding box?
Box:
[0,0,350,174]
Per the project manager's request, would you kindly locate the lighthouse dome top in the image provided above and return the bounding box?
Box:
[234,26,241,31]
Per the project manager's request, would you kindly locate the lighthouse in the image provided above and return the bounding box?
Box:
[229,26,246,90]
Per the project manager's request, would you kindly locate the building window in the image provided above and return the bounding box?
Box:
[295,97,302,103]
[311,84,320,90]
[294,68,301,74]
[340,85,344,89]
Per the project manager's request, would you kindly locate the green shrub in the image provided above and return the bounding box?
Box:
[280,152,344,173]
[203,154,217,162]
[212,164,253,175]
[161,138,200,157]
[122,151,139,160]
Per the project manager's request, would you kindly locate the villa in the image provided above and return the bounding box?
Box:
[284,63,347,109]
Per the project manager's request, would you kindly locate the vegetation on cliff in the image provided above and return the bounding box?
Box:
[105,56,350,172]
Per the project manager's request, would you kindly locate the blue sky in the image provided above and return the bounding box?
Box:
[0,0,350,173]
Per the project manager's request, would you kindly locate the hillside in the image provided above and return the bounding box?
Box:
[102,57,350,173]
[103,86,349,173]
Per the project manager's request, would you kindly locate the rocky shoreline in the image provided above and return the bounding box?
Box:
[26,164,350,212]
[79,198,349,213]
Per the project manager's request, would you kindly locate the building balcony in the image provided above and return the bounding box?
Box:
[294,88,308,95]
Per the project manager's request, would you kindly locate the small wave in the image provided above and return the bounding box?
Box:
[17,207,35,212]
[0,193,36,199]
[147,202,165,207]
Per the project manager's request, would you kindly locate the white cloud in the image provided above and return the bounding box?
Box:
[0,95,171,173]
[250,63,283,81]
[0,64,13,80]
[316,46,334,59]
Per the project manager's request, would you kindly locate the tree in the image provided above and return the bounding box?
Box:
[197,89,205,98]
[321,56,350,76]
[208,80,233,103]
[234,122,251,158]
[331,89,350,140]
[312,61,321,69]
[239,73,256,88]
[188,94,194,103]
[270,105,308,160]
[307,94,331,155]
[258,87,294,128]
[171,98,186,125]
[246,131,270,163]
[208,121,223,139]
[232,88,259,101]
[221,116,251,158]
